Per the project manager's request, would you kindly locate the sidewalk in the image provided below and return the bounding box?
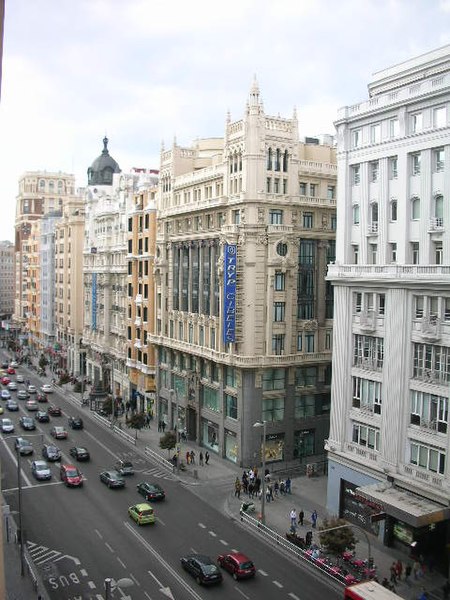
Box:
[10,363,448,600]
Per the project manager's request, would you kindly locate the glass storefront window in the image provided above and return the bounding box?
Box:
[225,394,237,419]
[203,386,220,412]
[225,429,238,463]
[201,420,219,452]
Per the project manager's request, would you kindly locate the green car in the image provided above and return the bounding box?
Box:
[128,502,155,525]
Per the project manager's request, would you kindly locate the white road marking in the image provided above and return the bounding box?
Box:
[289,593,301,600]
[80,569,88,576]
[105,542,114,553]
[258,569,268,576]
[117,556,127,568]
[156,516,166,526]
[88,581,96,589]
[209,531,217,537]
[234,586,250,599]
[198,522,206,528]
[144,592,153,600]
[95,529,103,539]
[219,539,228,545]
[231,548,239,553]
[130,572,140,586]
[273,580,283,588]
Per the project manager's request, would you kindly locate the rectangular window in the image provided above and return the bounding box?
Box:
[412,112,423,133]
[378,294,385,316]
[352,422,380,451]
[444,298,450,321]
[295,366,318,387]
[232,210,240,225]
[309,183,317,197]
[354,292,362,313]
[297,334,302,352]
[370,161,379,182]
[274,271,285,291]
[262,368,286,391]
[389,156,398,179]
[435,148,445,172]
[327,186,335,200]
[370,243,377,265]
[410,441,445,474]
[352,204,360,225]
[390,119,399,138]
[269,209,283,225]
[434,106,446,128]
[203,387,220,412]
[352,129,361,148]
[303,212,313,228]
[352,165,360,185]
[294,395,315,418]
[412,242,419,265]
[371,123,381,143]
[390,243,397,263]
[262,397,285,422]
[225,367,236,388]
[273,301,285,322]
[266,178,271,193]
[225,394,237,419]
[352,377,382,414]
[412,153,421,175]
[330,213,337,230]
[353,334,384,370]
[305,333,315,353]
[272,334,285,355]
[283,179,288,194]
[274,178,280,193]
[299,182,307,195]
[435,243,443,265]
[353,245,359,264]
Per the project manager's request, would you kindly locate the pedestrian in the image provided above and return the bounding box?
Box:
[199,451,204,466]
[234,477,242,498]
[157,420,161,432]
[285,476,291,494]
[413,560,421,580]
[390,562,397,586]
[162,420,166,432]
[190,450,195,465]
[442,579,450,600]
[248,481,254,499]
[186,450,190,465]
[205,451,210,465]
[299,509,304,526]
[290,508,297,528]
[418,588,429,600]
[280,479,285,495]
[395,559,403,582]
[404,562,412,584]
[311,510,318,528]
[274,480,279,497]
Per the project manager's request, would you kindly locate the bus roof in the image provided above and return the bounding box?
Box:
[345,581,403,600]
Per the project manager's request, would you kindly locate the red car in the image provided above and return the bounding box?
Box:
[1,377,11,386]
[7,367,15,375]
[37,393,48,403]
[48,405,62,416]
[217,552,256,580]
[60,464,83,487]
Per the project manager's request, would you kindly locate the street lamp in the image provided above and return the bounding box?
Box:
[170,389,180,474]
[104,577,134,599]
[253,420,267,525]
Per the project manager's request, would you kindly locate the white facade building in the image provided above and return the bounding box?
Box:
[326,45,450,570]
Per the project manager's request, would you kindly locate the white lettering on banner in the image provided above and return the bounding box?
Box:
[48,572,80,589]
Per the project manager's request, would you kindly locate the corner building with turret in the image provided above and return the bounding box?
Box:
[151,81,337,467]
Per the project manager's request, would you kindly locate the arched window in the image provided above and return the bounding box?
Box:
[371,202,379,224]
[58,180,63,189]
[435,195,443,224]
[39,179,45,189]
[390,199,397,222]
[239,153,242,172]
[49,180,54,191]
[283,150,289,172]
[411,197,420,220]
[267,148,272,170]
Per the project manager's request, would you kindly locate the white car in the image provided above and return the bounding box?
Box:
[16,375,24,383]
[0,418,14,433]
[9,361,18,368]
[7,381,17,391]
[1,390,11,400]
[41,384,53,394]
[27,384,37,394]
[26,400,39,411]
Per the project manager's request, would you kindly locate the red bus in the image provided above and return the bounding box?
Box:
[344,581,404,600]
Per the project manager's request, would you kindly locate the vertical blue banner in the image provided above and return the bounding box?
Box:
[92,273,97,330]
[223,244,237,344]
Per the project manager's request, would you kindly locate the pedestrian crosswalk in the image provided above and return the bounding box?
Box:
[26,541,80,566]
[141,466,176,481]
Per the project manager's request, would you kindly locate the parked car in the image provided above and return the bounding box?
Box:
[50,426,68,440]
[136,481,165,501]
[60,464,83,487]
[27,384,37,394]
[17,389,30,400]
[6,399,18,411]
[68,416,83,430]
[47,405,62,416]
[115,460,134,476]
[36,393,48,403]
[7,381,17,391]
[15,437,34,456]
[128,502,155,525]
[19,416,36,431]
[42,444,61,462]
[217,552,256,580]
[180,555,223,586]
[26,399,39,411]
[0,418,14,433]
[99,471,125,489]
[36,410,50,423]
[69,446,90,461]
[1,390,11,400]
[31,460,51,481]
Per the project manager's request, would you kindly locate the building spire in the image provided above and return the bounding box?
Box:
[102,136,109,155]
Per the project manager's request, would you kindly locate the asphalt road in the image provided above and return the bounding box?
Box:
[1,364,341,600]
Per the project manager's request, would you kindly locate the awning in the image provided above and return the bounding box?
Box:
[356,482,450,528]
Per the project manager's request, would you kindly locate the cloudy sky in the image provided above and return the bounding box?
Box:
[1,0,450,241]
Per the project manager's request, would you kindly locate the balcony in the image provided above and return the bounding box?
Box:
[359,310,376,331]
[429,217,444,231]
[367,222,379,235]
[420,316,441,341]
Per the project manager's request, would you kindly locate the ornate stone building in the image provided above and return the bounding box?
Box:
[151,81,337,466]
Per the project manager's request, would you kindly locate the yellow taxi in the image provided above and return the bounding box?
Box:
[128,502,155,525]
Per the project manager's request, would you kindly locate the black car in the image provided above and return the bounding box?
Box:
[115,460,134,476]
[15,437,34,456]
[19,416,36,431]
[68,416,83,430]
[69,446,90,461]
[42,444,61,462]
[99,471,125,489]
[36,410,50,423]
[137,481,165,501]
[47,405,62,416]
[180,555,223,586]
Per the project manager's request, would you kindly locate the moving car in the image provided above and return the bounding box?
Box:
[60,464,83,487]
[6,399,18,411]
[42,444,61,461]
[136,481,165,501]
[1,376,11,386]
[7,381,17,391]
[26,399,39,411]
[69,446,90,461]
[128,502,155,525]
[27,384,37,393]
[16,374,24,383]
[15,437,34,456]
[47,405,62,416]
[9,361,18,368]
[19,416,36,431]
[99,471,125,489]
[0,418,14,433]
[51,426,68,439]
[1,389,11,400]
[115,460,134,476]
[36,393,48,403]
[7,367,15,375]
[36,410,50,423]
[217,552,256,580]
[68,416,83,430]
[41,384,53,394]
[31,460,52,481]
[17,389,30,400]
[0,406,4,415]
[180,555,223,586]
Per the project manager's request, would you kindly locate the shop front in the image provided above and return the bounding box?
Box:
[201,419,219,453]
[265,433,285,463]
[340,480,383,536]
[224,429,238,463]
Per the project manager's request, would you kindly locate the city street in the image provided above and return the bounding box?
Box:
[1,361,342,600]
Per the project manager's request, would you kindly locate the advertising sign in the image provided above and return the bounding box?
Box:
[223,244,237,343]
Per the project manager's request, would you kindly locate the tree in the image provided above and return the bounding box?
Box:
[159,431,177,457]
[318,518,357,556]
[39,354,48,369]
[126,413,145,432]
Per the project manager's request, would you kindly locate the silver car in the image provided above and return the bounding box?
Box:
[0,418,14,433]
[31,460,52,481]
